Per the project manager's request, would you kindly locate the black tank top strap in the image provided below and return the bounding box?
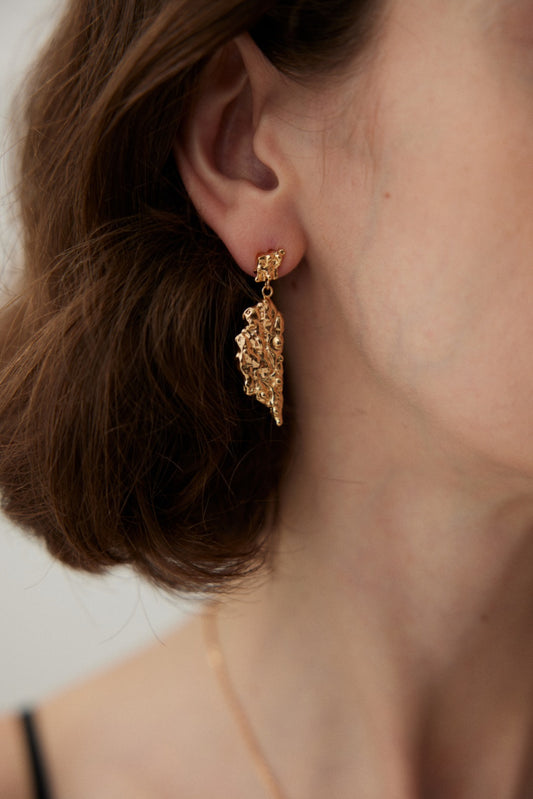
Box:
[20,709,53,799]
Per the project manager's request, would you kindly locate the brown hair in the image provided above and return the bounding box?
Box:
[0,0,385,595]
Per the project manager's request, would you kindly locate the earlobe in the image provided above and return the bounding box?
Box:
[173,35,305,277]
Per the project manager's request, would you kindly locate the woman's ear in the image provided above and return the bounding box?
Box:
[173,35,305,277]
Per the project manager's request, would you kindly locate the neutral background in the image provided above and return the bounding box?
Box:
[0,0,189,713]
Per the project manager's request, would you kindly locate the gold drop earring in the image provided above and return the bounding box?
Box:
[235,248,285,426]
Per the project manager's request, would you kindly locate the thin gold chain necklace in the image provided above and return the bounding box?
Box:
[202,604,289,799]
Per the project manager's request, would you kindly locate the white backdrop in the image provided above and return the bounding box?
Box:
[0,0,188,713]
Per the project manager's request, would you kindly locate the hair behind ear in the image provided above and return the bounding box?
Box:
[0,0,293,595]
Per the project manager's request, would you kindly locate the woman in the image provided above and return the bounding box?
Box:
[2,0,533,794]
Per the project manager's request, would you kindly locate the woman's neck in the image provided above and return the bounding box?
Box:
[216,385,533,797]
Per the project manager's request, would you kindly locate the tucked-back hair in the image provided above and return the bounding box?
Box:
[0,0,384,594]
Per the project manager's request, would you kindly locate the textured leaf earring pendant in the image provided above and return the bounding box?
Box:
[235,248,285,426]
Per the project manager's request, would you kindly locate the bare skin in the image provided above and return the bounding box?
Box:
[1,615,278,799]
[6,0,533,795]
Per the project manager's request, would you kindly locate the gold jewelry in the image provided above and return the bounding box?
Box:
[235,249,285,426]
[202,605,289,799]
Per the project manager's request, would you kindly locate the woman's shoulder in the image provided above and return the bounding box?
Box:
[2,609,230,799]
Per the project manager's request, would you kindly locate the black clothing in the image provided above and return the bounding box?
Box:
[20,710,53,799]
